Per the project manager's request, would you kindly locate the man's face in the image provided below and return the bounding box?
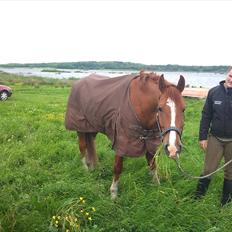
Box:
[225,69,232,88]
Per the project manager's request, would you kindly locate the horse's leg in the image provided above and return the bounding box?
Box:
[78,132,98,170]
[110,155,123,199]
[85,132,98,170]
[146,151,160,185]
[78,132,88,170]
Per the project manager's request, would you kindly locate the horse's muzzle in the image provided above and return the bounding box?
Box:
[164,143,182,158]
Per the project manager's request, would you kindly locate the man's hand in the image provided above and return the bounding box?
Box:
[199,140,208,151]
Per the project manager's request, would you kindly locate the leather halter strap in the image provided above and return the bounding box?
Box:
[161,126,182,137]
[156,114,182,140]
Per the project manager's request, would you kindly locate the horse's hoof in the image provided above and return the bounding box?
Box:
[110,188,118,200]
[111,192,117,200]
[81,158,89,170]
[149,170,160,185]
[152,176,160,185]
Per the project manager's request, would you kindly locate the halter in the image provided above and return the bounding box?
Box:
[156,113,182,141]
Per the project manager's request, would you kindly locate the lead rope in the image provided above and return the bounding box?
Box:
[153,144,232,179]
[174,153,232,179]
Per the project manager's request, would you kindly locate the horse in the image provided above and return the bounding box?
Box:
[65,70,185,199]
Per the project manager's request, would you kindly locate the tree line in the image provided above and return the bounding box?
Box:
[0,61,229,73]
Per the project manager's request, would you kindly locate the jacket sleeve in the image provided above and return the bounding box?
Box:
[199,90,213,140]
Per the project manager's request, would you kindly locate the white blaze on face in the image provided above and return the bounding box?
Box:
[166,98,178,156]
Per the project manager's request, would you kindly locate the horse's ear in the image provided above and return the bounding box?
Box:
[177,75,185,93]
[159,74,166,92]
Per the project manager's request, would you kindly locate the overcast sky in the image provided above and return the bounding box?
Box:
[0,0,231,66]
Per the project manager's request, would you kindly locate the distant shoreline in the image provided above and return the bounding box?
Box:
[0,61,229,74]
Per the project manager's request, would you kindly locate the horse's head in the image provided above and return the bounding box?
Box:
[157,74,185,158]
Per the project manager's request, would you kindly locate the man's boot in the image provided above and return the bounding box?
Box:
[194,177,211,199]
[221,179,232,206]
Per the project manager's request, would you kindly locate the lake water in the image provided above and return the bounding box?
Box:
[0,67,225,88]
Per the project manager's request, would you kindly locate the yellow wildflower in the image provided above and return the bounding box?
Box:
[88,217,92,221]
[92,207,96,212]
[55,220,59,224]
[79,197,84,201]
[57,216,61,220]
[85,212,89,216]
[70,222,74,226]
[52,216,56,220]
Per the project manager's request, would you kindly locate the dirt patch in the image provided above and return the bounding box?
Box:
[182,88,208,98]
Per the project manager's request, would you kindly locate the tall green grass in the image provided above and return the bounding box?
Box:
[0,73,231,231]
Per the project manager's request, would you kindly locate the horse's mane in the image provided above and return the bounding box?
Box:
[136,70,184,105]
[137,71,160,84]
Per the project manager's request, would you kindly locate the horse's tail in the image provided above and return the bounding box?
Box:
[85,133,98,169]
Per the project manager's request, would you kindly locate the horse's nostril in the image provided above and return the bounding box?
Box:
[164,144,169,156]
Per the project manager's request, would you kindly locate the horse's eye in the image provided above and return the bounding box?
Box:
[158,107,162,112]
[182,108,185,112]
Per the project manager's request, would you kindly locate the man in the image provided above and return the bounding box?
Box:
[195,66,232,206]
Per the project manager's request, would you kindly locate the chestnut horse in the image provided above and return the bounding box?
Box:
[65,71,185,199]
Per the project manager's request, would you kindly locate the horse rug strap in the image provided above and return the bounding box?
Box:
[65,74,161,157]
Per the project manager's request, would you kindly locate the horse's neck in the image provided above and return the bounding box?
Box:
[130,79,160,129]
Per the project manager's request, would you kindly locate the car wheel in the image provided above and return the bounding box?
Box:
[0,91,9,101]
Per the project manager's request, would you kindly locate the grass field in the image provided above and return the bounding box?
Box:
[0,72,232,232]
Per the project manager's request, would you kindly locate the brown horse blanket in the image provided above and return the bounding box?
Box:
[65,74,161,157]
